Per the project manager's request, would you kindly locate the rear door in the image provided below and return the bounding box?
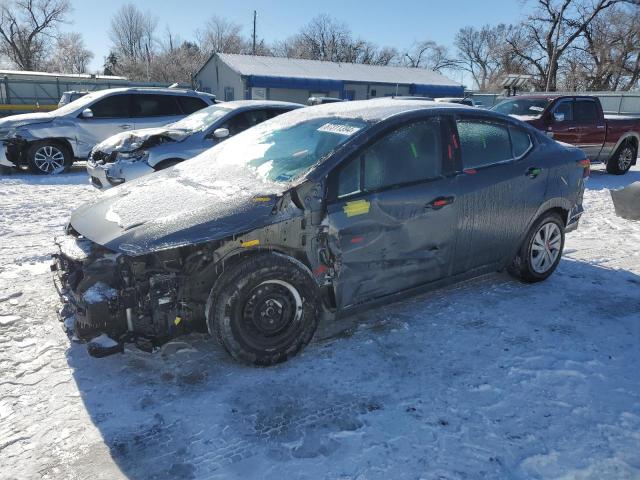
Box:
[131,94,184,129]
[451,116,547,273]
[573,98,605,160]
[325,116,459,308]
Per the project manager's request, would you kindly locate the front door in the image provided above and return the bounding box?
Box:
[75,93,134,157]
[325,117,458,308]
[547,98,580,145]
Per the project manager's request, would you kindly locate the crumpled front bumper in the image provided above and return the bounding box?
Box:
[86,156,154,190]
[51,234,129,356]
[0,143,16,168]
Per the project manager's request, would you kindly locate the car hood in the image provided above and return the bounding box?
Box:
[93,127,193,154]
[0,111,53,128]
[69,159,292,256]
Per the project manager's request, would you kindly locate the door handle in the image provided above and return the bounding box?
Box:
[119,124,133,130]
[567,127,577,132]
[526,167,542,178]
[426,196,454,210]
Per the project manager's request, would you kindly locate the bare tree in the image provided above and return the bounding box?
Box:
[455,24,522,90]
[274,14,397,65]
[47,31,93,73]
[505,0,629,91]
[0,0,70,70]
[109,3,156,64]
[403,40,457,72]
[197,16,247,55]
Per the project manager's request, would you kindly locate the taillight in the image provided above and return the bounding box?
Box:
[578,158,590,178]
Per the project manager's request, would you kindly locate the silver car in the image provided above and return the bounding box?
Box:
[86,100,303,189]
[0,87,215,174]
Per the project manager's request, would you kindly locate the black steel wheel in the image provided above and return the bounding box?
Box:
[206,253,320,366]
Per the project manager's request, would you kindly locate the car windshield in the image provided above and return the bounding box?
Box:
[53,90,106,115]
[170,105,232,132]
[180,115,368,184]
[492,98,550,116]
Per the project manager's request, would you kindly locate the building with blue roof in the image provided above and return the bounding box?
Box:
[194,53,463,104]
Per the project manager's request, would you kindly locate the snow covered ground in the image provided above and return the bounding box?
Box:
[1,165,639,480]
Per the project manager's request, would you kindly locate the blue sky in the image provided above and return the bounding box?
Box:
[66,0,528,83]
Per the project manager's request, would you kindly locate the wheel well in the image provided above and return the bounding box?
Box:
[153,158,184,170]
[540,207,568,226]
[26,138,74,158]
[215,248,310,278]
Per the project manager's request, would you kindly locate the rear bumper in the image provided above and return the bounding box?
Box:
[566,204,584,233]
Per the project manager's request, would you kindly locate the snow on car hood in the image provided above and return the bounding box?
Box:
[69,155,293,255]
[92,127,192,154]
[0,111,53,129]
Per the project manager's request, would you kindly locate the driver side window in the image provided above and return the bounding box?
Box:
[553,100,573,123]
[334,118,442,198]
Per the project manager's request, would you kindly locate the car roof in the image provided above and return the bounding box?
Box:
[300,97,474,122]
[217,100,304,110]
[87,87,210,97]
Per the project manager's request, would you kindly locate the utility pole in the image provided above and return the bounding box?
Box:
[252,10,257,55]
[546,8,563,92]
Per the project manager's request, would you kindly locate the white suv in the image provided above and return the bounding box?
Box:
[0,87,215,174]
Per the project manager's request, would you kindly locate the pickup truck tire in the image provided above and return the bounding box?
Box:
[27,141,72,175]
[153,158,182,171]
[606,141,637,175]
[206,253,320,366]
[508,212,565,283]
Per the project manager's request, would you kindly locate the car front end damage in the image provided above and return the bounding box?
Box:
[51,228,211,357]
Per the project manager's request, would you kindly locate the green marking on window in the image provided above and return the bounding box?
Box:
[410,143,418,158]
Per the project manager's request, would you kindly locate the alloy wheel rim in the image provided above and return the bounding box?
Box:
[34,146,65,174]
[530,222,562,274]
[618,147,633,171]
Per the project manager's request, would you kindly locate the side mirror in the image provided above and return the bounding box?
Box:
[553,112,565,123]
[81,108,94,119]
[213,128,229,139]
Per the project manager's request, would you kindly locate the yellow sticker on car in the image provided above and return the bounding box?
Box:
[343,199,370,217]
[241,239,260,247]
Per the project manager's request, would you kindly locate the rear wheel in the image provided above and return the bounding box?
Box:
[606,141,636,175]
[27,141,72,175]
[508,212,565,283]
[206,254,320,366]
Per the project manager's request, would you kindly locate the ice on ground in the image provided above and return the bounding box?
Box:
[0,314,20,326]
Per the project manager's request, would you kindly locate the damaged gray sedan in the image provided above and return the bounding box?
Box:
[53,99,588,365]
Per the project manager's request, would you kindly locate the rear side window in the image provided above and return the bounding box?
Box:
[132,94,181,117]
[334,118,442,197]
[89,94,131,118]
[223,109,273,135]
[574,100,598,123]
[177,96,208,114]
[456,119,512,168]
[510,126,533,158]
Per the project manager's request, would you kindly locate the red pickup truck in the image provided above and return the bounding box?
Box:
[492,95,640,174]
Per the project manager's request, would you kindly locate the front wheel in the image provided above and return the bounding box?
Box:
[27,141,72,175]
[508,212,565,283]
[206,254,320,366]
[606,141,637,175]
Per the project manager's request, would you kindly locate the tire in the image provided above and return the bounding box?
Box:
[27,141,72,175]
[154,158,182,171]
[206,253,320,366]
[508,212,565,283]
[606,141,637,175]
